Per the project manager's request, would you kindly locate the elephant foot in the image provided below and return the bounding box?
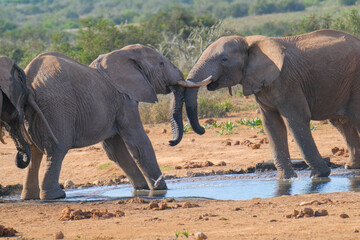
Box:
[310,166,331,178]
[345,161,360,169]
[40,187,66,200]
[133,184,150,190]
[21,187,40,200]
[150,178,167,190]
[276,170,297,179]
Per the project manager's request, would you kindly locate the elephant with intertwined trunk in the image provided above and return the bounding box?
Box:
[21,44,210,200]
[185,29,360,179]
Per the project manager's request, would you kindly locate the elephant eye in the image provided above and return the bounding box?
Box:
[221,58,228,62]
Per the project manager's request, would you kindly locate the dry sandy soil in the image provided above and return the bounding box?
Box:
[1,105,360,239]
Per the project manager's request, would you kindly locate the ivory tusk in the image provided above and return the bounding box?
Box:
[28,95,59,145]
[177,75,213,88]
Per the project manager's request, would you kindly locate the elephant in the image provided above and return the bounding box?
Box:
[184,29,360,179]
[0,56,57,169]
[21,44,210,200]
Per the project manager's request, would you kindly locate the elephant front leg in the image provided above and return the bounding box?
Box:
[330,118,360,169]
[21,145,43,200]
[284,115,330,178]
[103,134,149,189]
[261,108,297,179]
[117,102,167,190]
[40,151,67,200]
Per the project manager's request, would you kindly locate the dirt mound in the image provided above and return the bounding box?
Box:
[286,208,328,218]
[58,207,125,221]
[0,225,17,237]
[115,197,149,204]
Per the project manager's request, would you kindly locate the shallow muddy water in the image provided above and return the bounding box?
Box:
[60,168,360,202]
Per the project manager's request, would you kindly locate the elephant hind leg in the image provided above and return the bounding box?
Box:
[102,134,149,190]
[21,145,43,200]
[330,117,360,169]
[40,150,67,200]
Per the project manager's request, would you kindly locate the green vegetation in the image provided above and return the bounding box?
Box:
[98,162,112,170]
[2,0,360,123]
[175,230,189,238]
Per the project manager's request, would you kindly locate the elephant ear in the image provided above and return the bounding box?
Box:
[0,58,27,116]
[243,39,285,96]
[93,52,158,103]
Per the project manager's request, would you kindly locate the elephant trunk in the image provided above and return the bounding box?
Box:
[168,86,184,146]
[8,120,31,169]
[184,86,204,135]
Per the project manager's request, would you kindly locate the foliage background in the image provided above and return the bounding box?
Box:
[1,0,360,123]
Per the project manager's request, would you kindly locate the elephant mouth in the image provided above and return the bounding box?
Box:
[207,79,219,91]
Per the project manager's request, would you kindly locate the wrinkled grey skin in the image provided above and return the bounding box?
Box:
[185,29,360,179]
[22,44,198,200]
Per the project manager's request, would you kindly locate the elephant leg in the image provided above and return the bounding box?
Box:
[40,150,67,200]
[116,100,167,190]
[284,113,330,178]
[261,108,297,179]
[330,118,360,169]
[21,145,43,200]
[102,134,149,189]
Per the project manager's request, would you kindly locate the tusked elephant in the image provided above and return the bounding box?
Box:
[0,56,57,169]
[184,29,360,179]
[21,44,210,200]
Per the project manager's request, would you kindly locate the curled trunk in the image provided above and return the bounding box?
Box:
[168,86,185,146]
[7,121,31,168]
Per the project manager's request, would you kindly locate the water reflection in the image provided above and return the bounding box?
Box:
[6,169,360,202]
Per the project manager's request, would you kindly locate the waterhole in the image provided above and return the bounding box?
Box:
[58,168,360,202]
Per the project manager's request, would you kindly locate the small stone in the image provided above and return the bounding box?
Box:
[145,129,150,134]
[195,232,207,240]
[225,141,231,146]
[249,143,261,149]
[204,119,215,125]
[234,140,240,145]
[215,161,226,166]
[234,207,242,211]
[314,209,328,217]
[175,165,182,169]
[64,180,74,188]
[270,219,277,222]
[331,147,340,155]
[340,213,350,218]
[303,208,314,217]
[250,135,257,138]
[55,231,64,239]
[354,229,359,233]
[191,139,195,142]
[162,129,167,134]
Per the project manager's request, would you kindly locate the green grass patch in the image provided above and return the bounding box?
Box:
[98,162,112,170]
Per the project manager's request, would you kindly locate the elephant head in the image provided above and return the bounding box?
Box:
[0,56,31,168]
[90,44,211,146]
[185,35,285,133]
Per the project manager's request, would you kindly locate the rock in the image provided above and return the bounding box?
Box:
[259,137,269,144]
[250,135,257,138]
[234,140,240,145]
[64,180,75,188]
[354,229,359,233]
[314,209,328,217]
[249,143,261,149]
[147,201,159,210]
[340,213,350,218]
[191,139,195,142]
[55,231,65,239]
[215,161,226,166]
[182,202,199,208]
[225,141,231,146]
[162,129,167,134]
[331,147,340,155]
[204,119,215,125]
[195,232,207,240]
[145,129,150,134]
[303,208,314,217]
[202,160,214,167]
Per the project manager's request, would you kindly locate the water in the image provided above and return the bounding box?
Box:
[5,168,360,202]
[61,168,360,202]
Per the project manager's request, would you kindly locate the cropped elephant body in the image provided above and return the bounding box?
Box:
[19,45,210,200]
[186,29,360,179]
[26,53,121,149]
